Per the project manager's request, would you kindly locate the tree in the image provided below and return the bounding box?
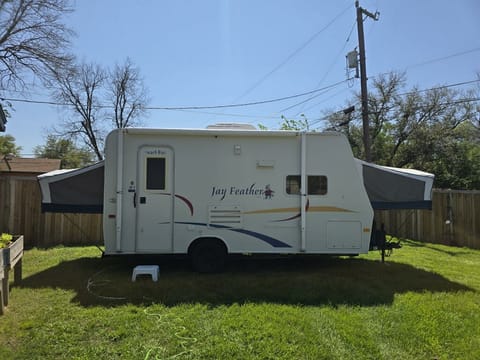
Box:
[34,135,94,169]
[0,0,73,91]
[0,102,7,131]
[397,119,480,189]
[259,114,311,131]
[53,62,107,160]
[52,59,149,160]
[325,71,480,189]
[279,114,310,131]
[0,134,21,156]
[108,58,148,128]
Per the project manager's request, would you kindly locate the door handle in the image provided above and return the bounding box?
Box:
[133,192,137,208]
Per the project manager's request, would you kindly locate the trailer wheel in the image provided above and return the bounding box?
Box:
[190,239,227,273]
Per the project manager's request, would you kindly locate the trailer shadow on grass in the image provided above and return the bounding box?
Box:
[15,253,473,308]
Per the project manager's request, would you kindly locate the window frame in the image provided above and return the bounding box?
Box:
[285,175,328,196]
[145,156,167,192]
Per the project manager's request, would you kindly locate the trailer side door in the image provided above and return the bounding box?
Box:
[136,146,174,252]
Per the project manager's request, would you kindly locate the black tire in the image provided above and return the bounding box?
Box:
[190,239,227,273]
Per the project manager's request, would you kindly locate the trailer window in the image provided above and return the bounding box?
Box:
[286,175,327,195]
[286,176,301,194]
[146,157,166,190]
[308,175,328,195]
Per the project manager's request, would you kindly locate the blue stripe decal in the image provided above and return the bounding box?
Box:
[175,221,292,248]
[229,228,292,248]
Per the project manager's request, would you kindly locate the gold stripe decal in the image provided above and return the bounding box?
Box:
[309,206,354,213]
[243,206,354,215]
[244,207,299,215]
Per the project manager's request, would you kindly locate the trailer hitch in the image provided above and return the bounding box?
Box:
[370,223,401,263]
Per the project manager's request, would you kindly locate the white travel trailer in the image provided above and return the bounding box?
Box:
[101,127,374,271]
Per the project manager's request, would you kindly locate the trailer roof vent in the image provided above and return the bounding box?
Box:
[206,123,256,130]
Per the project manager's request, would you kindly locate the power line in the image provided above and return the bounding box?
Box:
[302,86,352,112]
[441,97,480,105]
[0,98,66,106]
[279,80,349,113]
[279,45,480,116]
[352,97,480,119]
[232,3,352,102]
[312,96,480,132]
[287,19,358,116]
[373,47,480,80]
[284,72,352,114]
[405,47,480,70]
[1,79,350,111]
[398,79,480,96]
[311,90,480,131]
[162,108,279,120]
[2,79,478,115]
[148,80,349,110]
[285,81,480,130]
[339,78,480,109]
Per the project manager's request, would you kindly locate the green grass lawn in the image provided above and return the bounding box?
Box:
[1,239,479,359]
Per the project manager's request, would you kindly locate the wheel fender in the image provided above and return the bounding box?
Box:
[188,236,228,255]
[188,237,229,273]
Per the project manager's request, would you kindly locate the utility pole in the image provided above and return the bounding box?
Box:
[356,1,379,162]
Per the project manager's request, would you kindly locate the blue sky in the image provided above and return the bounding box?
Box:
[4,0,480,154]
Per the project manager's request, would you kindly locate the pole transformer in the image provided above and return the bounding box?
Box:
[356,1,379,162]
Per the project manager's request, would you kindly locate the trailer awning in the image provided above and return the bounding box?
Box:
[355,159,434,210]
[38,159,434,213]
[38,161,104,213]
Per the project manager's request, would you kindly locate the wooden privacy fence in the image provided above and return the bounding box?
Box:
[0,177,102,248]
[375,190,480,249]
[0,177,479,249]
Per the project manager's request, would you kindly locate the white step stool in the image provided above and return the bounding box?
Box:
[132,265,159,282]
